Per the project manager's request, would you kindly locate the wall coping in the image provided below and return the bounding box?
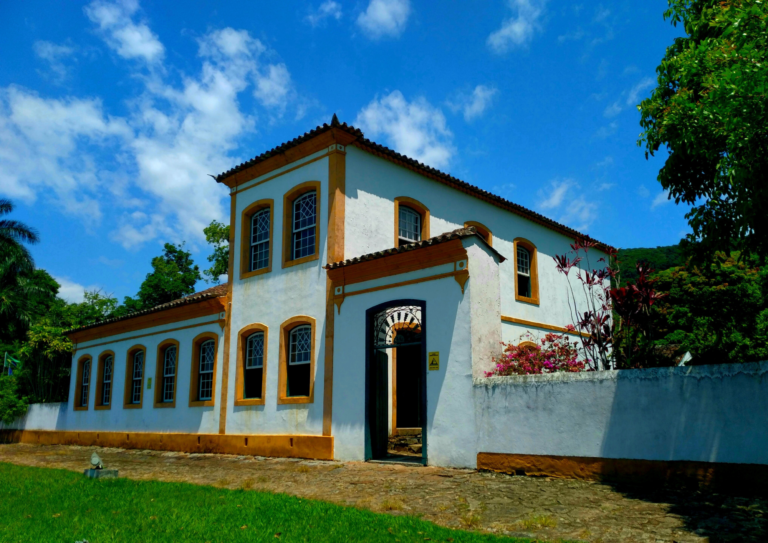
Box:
[473,360,768,388]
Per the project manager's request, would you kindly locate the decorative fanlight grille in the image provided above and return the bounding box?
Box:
[373,306,422,349]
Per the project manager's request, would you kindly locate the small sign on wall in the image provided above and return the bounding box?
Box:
[428,352,440,371]
[147,378,152,389]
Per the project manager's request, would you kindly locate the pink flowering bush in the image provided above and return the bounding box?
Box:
[485,333,586,377]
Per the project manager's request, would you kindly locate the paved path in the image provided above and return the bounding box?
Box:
[0,444,765,542]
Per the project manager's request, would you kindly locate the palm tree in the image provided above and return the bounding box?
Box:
[0,199,42,334]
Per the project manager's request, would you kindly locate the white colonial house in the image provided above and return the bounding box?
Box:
[53,116,609,467]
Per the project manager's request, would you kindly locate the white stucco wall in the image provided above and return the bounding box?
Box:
[475,362,768,465]
[64,315,225,434]
[0,402,65,431]
[344,146,607,337]
[226,150,330,436]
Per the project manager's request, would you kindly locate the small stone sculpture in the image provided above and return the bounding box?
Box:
[83,451,118,479]
[90,452,103,470]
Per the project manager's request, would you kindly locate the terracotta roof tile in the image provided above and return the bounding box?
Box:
[325,227,506,270]
[215,115,613,251]
[65,283,228,336]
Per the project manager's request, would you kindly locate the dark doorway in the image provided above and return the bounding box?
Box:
[366,301,426,465]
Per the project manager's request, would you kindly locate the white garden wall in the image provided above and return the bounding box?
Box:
[475,361,768,465]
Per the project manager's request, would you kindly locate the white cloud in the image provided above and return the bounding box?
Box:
[651,190,671,209]
[626,76,655,106]
[597,183,614,191]
[537,179,597,231]
[356,0,411,40]
[355,90,454,170]
[448,85,498,122]
[487,0,546,54]
[306,1,343,27]
[603,100,622,118]
[594,121,617,139]
[53,276,100,304]
[33,41,76,82]
[0,1,301,251]
[595,156,613,168]
[557,29,585,43]
[637,185,650,198]
[85,0,164,63]
[539,178,574,210]
[491,182,516,199]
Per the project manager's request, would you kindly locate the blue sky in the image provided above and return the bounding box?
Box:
[0,0,685,303]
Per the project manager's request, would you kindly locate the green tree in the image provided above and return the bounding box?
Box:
[639,0,768,259]
[203,220,230,284]
[120,243,201,313]
[0,375,28,424]
[652,253,768,365]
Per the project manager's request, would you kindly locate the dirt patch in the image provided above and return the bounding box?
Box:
[1,443,765,542]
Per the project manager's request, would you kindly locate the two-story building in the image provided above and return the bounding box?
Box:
[57,115,609,468]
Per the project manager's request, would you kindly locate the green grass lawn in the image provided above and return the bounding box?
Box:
[0,462,536,543]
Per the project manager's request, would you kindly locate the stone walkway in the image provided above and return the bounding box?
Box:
[1,444,765,542]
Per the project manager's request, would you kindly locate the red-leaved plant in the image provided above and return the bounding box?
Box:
[485,333,586,377]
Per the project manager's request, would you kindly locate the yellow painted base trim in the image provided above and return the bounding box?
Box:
[477,452,768,493]
[0,430,334,461]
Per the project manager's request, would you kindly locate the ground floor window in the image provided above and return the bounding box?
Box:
[244,332,265,399]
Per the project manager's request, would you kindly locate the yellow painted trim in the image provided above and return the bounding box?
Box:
[153,339,180,409]
[342,269,467,300]
[323,147,345,436]
[233,152,331,195]
[239,199,274,280]
[278,316,316,405]
[219,191,237,434]
[94,350,115,410]
[394,196,430,248]
[464,221,492,246]
[282,181,322,269]
[0,430,334,461]
[513,237,540,305]
[234,323,268,406]
[72,319,223,353]
[123,345,146,409]
[501,315,589,338]
[189,332,219,408]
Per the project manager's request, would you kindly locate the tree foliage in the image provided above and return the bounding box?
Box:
[639,0,768,259]
[202,220,230,284]
[119,242,201,314]
[0,375,28,425]
[617,244,685,285]
[652,253,768,365]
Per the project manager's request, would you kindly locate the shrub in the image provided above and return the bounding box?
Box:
[0,375,28,425]
[485,333,586,377]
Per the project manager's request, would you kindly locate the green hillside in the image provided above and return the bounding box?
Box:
[617,244,685,284]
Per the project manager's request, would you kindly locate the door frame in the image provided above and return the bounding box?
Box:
[365,299,427,465]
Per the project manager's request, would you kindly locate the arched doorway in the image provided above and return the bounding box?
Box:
[365,300,427,464]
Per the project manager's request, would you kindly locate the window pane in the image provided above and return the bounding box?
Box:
[102,356,113,406]
[199,373,213,400]
[399,206,421,242]
[289,326,312,365]
[246,332,264,369]
[164,346,176,377]
[244,368,263,399]
[132,351,143,404]
[292,192,316,259]
[518,274,532,298]
[103,356,113,383]
[198,340,215,401]
[81,360,90,407]
[250,209,270,271]
[517,246,531,276]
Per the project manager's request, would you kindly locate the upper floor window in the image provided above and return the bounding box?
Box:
[394,197,429,248]
[101,355,113,406]
[198,340,215,401]
[251,208,270,271]
[399,206,421,244]
[464,221,493,246]
[292,192,316,259]
[80,359,91,407]
[513,238,539,305]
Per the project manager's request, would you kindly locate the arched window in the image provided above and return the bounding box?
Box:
[464,221,493,246]
[251,209,271,270]
[101,355,113,406]
[198,340,215,401]
[80,359,91,407]
[292,192,317,259]
[124,346,146,408]
[394,197,429,248]
[74,355,92,411]
[163,346,177,402]
[399,206,421,244]
[513,238,539,305]
[240,199,274,279]
[189,333,218,407]
[235,324,268,406]
[278,317,316,404]
[282,182,321,268]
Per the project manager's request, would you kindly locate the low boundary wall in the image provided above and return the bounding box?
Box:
[474,361,768,491]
